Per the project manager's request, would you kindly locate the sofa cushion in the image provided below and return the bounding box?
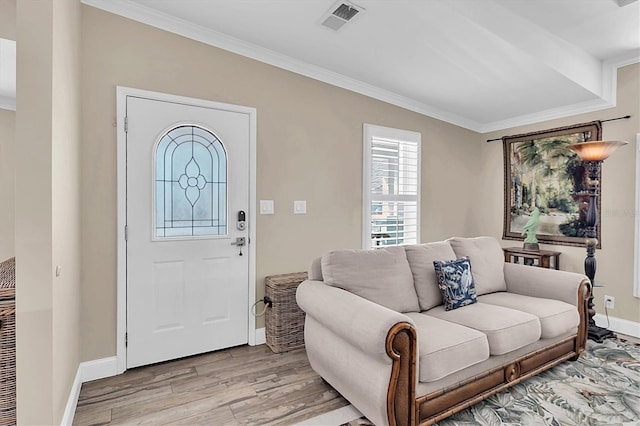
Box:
[321,246,420,313]
[405,242,457,311]
[433,257,477,311]
[308,257,323,281]
[479,292,579,339]
[405,312,489,383]
[425,303,541,355]
[447,237,507,295]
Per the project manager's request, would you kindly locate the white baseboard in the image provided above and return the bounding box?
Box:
[80,356,119,382]
[60,357,119,426]
[594,314,640,338]
[255,327,266,345]
[60,368,82,426]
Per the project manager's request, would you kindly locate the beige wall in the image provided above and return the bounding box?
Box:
[480,63,640,324]
[0,109,14,261]
[15,0,82,423]
[0,0,15,263]
[51,0,82,421]
[0,0,16,40]
[16,1,55,421]
[80,6,482,361]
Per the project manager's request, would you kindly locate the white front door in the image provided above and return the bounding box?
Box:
[126,95,250,368]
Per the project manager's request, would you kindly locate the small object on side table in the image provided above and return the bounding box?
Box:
[503,247,561,269]
[521,206,541,263]
[522,243,540,264]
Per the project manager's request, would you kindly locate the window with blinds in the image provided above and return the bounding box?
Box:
[363,124,421,249]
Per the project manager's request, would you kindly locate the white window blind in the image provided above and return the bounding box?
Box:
[363,124,421,249]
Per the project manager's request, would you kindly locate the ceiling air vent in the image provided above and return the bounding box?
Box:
[321,1,364,31]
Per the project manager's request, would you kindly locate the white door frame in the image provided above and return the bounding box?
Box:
[116,86,257,374]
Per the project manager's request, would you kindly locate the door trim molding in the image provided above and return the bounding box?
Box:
[116,86,257,374]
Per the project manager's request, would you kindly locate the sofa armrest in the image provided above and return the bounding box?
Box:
[297,280,417,426]
[296,280,415,355]
[504,262,589,306]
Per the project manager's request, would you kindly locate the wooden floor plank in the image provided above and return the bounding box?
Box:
[111,385,257,425]
[72,406,112,426]
[73,345,349,426]
[77,385,174,413]
[161,405,238,426]
[231,382,344,425]
[145,348,232,375]
[78,367,195,406]
[267,398,349,426]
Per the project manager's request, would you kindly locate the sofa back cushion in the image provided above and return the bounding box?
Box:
[321,246,420,313]
[447,236,507,295]
[405,242,457,311]
[308,257,323,281]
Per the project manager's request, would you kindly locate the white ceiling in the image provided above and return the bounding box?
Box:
[8,1,640,131]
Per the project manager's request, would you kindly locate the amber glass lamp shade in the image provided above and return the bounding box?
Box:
[567,140,628,161]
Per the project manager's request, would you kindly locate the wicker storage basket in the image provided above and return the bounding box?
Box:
[0,258,15,426]
[265,272,307,353]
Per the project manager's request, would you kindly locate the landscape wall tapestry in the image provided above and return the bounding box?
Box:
[503,121,602,247]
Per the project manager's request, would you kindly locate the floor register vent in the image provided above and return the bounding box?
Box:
[321,1,364,31]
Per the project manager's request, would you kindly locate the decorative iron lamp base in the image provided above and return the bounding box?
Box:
[566,140,628,345]
[588,324,616,343]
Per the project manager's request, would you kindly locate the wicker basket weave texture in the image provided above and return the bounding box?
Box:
[265,272,307,354]
[0,257,15,426]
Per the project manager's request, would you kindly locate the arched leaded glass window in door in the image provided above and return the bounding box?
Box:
[155,125,227,238]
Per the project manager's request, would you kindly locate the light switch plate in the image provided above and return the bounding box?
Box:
[294,200,307,214]
[260,200,274,215]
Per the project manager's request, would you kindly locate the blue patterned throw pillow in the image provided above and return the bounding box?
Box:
[433,257,477,311]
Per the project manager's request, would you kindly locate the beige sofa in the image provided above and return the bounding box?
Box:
[296,237,589,426]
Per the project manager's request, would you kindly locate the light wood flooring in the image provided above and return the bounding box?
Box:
[73,345,349,426]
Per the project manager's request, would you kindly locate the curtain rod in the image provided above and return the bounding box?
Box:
[485,115,631,143]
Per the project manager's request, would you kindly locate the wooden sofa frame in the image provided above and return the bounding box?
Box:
[385,279,591,426]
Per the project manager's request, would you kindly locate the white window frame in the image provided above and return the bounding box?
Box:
[363,124,421,249]
[635,133,640,298]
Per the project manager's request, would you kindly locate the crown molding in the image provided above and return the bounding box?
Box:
[605,49,640,69]
[81,0,638,134]
[478,52,639,133]
[477,97,616,134]
[81,0,483,131]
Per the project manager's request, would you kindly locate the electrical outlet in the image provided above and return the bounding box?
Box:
[604,295,615,310]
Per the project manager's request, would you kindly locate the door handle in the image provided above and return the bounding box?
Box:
[230,237,246,247]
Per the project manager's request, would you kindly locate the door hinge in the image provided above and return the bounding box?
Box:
[125,225,128,241]
[125,332,128,347]
[124,116,128,133]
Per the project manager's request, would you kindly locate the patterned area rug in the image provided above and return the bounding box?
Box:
[341,338,640,425]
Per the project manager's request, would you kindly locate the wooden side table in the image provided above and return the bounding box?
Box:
[503,247,561,270]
